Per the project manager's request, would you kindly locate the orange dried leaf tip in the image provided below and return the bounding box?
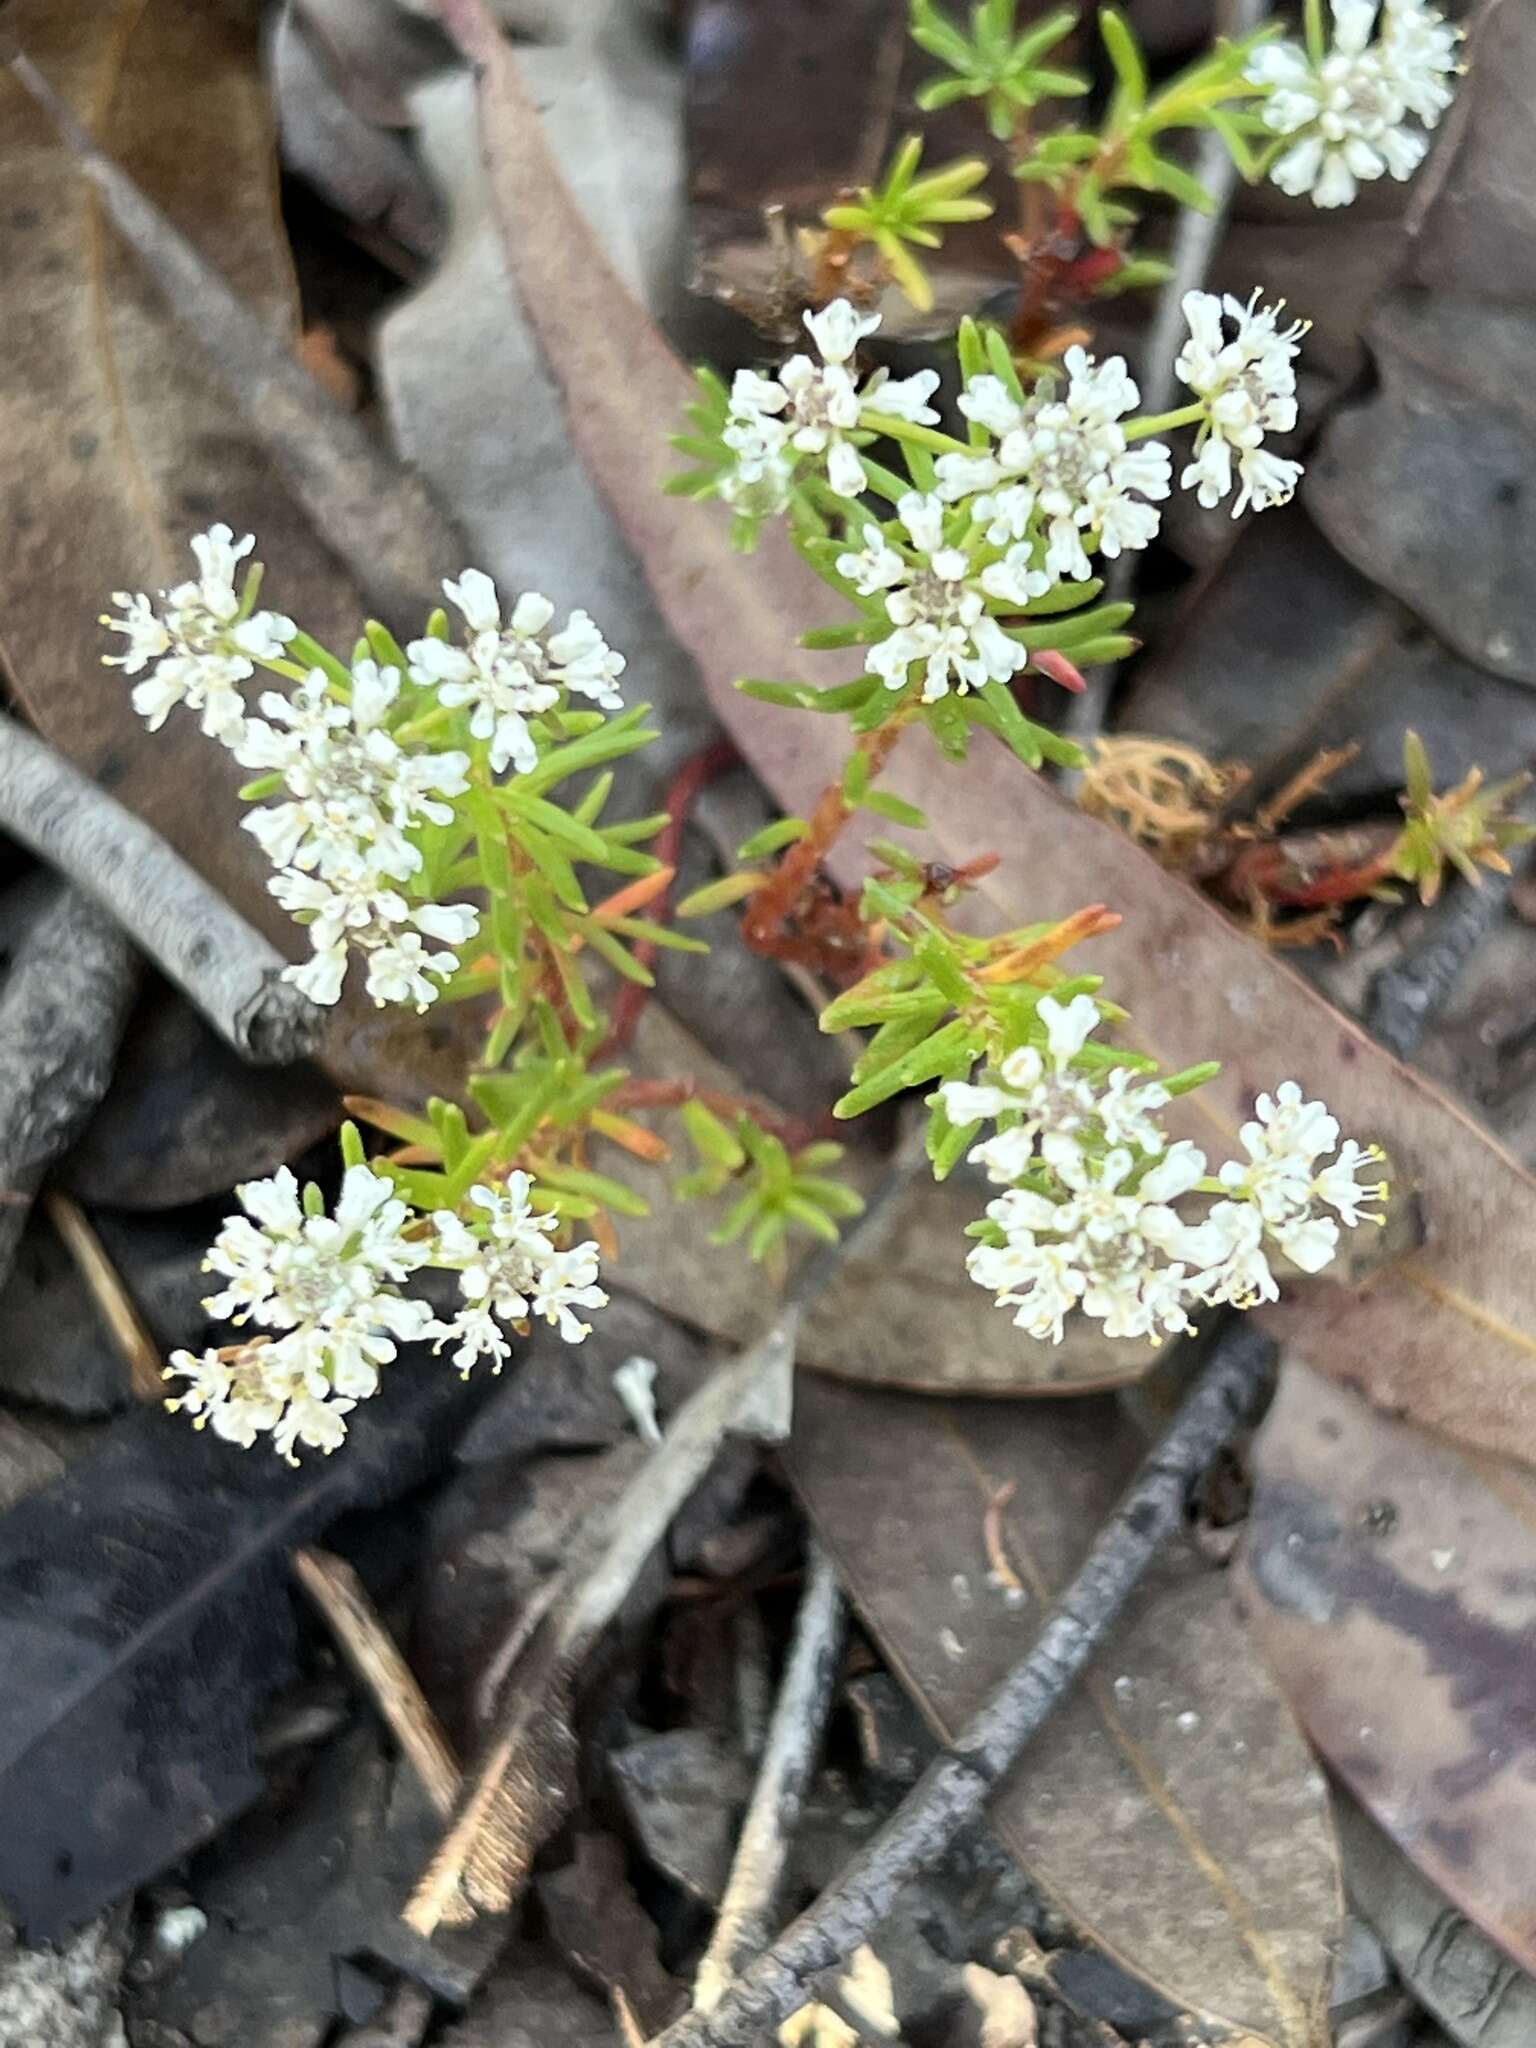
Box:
[592,867,675,922]
[588,1111,672,1163]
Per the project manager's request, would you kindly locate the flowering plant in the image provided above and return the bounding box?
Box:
[103,531,864,1457]
[98,0,1463,1461]
[770,0,1460,348]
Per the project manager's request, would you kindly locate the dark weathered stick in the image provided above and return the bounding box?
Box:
[405,1140,924,1937]
[0,882,137,1287]
[3,43,461,630]
[1367,848,1534,1058]
[694,1542,846,2012]
[648,1324,1276,2048]
[0,715,321,1063]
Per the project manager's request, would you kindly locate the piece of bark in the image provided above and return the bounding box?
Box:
[0,881,137,1290]
[58,980,338,1210]
[0,715,319,1063]
[0,1356,486,1940]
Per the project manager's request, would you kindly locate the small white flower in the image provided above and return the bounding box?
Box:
[803,301,881,365]
[1176,291,1306,517]
[1380,0,1461,124]
[364,929,461,1010]
[237,665,470,885]
[271,1391,355,1462]
[1188,1200,1280,1307]
[967,1232,1085,1344]
[408,572,624,774]
[722,299,935,505]
[1039,992,1100,1064]
[102,525,296,741]
[940,996,1103,1184]
[1312,1138,1387,1225]
[835,492,1029,704]
[939,350,1170,583]
[1273,1209,1341,1273]
[427,1174,609,1369]
[1138,1139,1206,1203]
[1247,0,1459,209]
[178,1164,436,1459]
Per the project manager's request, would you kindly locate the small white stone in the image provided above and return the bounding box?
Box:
[1430,1547,1455,1572]
[154,1905,207,1954]
[1174,1710,1200,1733]
[939,1627,967,1662]
[612,1356,662,1446]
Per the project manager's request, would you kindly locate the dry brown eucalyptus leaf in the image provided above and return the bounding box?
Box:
[430,0,1536,1465]
[787,1372,1341,2048]
[1236,1358,1536,1978]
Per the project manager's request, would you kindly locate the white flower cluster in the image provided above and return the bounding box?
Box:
[722,300,940,508]
[801,293,1302,700]
[427,1174,607,1371]
[1248,0,1461,209]
[104,533,629,1012]
[102,525,296,740]
[167,1164,607,1461]
[234,662,479,1009]
[941,996,1384,1345]
[1175,290,1306,518]
[406,569,624,777]
[836,491,1042,703]
[167,1165,435,1462]
[936,345,1172,582]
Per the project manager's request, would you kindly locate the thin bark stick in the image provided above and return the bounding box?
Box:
[648,1325,1276,2048]
[0,881,137,1289]
[292,1546,462,1819]
[43,1191,163,1402]
[694,1543,846,2012]
[405,1141,924,1937]
[2,43,461,630]
[1367,838,1536,1057]
[1060,0,1270,759]
[0,714,321,1062]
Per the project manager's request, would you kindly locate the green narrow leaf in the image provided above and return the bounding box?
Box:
[1099,7,1147,108]
[860,786,928,828]
[737,817,809,861]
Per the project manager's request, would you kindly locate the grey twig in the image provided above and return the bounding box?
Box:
[405,1142,925,1938]
[0,881,137,1288]
[648,1325,1276,2048]
[4,42,460,629]
[1061,0,1271,763]
[694,1543,847,2012]
[0,715,321,1063]
[1366,852,1534,1058]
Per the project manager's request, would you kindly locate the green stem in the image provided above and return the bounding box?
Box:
[1303,0,1326,64]
[256,656,311,684]
[1124,402,1205,441]
[857,412,973,458]
[395,702,458,746]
